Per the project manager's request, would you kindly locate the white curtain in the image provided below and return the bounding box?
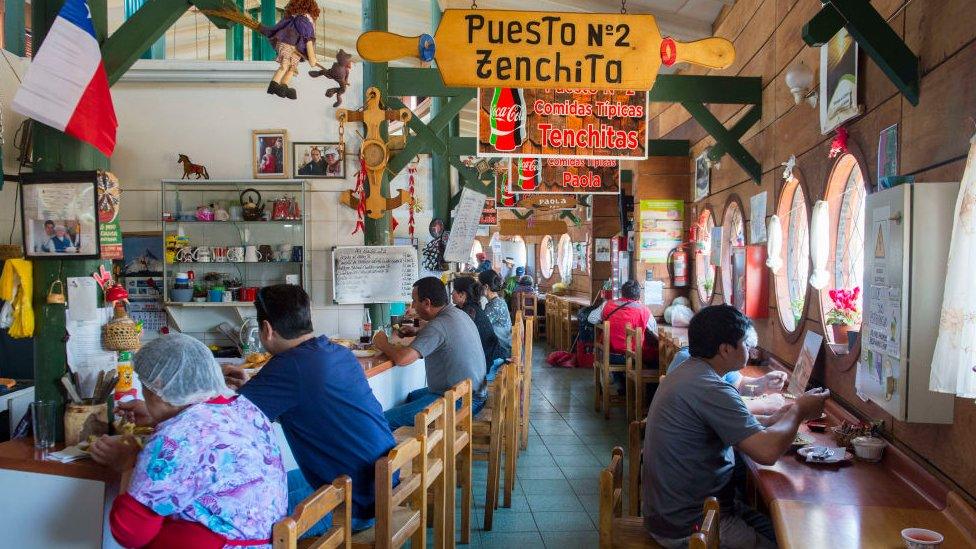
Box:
[809,200,830,289]
[931,134,976,397]
[766,214,783,273]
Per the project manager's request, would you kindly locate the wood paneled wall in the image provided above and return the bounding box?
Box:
[649,0,976,501]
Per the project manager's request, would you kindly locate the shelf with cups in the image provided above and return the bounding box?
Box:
[161,179,307,335]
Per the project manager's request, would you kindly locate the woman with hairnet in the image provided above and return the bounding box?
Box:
[90,333,286,548]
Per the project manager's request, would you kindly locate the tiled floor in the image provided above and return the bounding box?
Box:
[452,341,631,548]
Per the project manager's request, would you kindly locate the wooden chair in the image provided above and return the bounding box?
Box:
[391,398,448,549]
[472,362,510,530]
[516,292,542,339]
[689,498,720,549]
[350,436,426,549]
[520,316,535,450]
[544,297,555,343]
[593,321,626,419]
[628,419,646,517]
[624,326,664,422]
[446,379,473,547]
[503,313,524,508]
[273,476,353,549]
[598,447,657,548]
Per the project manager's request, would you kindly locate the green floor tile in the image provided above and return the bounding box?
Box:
[540,434,584,446]
[525,492,585,512]
[530,511,594,532]
[541,530,600,549]
[560,465,604,480]
[479,531,544,548]
[552,452,602,468]
[482,510,539,532]
[520,478,576,495]
[516,465,566,480]
[517,453,557,467]
[545,443,591,456]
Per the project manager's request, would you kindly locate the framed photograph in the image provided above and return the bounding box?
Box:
[122,232,164,277]
[694,152,710,202]
[293,141,344,179]
[20,171,101,259]
[252,129,289,179]
[819,28,862,134]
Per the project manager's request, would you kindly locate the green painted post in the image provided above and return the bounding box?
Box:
[256,0,277,61]
[124,0,165,59]
[429,2,452,225]
[31,0,111,442]
[3,0,25,55]
[362,0,391,328]
[226,0,244,60]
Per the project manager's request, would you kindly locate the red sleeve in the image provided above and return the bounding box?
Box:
[110,493,164,548]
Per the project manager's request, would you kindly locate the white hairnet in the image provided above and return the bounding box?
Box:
[133,333,234,406]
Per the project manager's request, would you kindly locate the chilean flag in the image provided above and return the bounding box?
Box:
[12,0,117,156]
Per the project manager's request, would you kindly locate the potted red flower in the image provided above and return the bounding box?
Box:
[826,287,861,344]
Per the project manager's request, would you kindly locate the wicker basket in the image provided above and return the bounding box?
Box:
[0,244,23,260]
[103,306,141,351]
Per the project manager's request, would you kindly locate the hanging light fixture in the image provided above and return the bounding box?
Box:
[785,62,818,108]
[809,200,830,289]
[766,214,783,273]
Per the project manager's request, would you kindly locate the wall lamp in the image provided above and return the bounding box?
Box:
[785,62,818,108]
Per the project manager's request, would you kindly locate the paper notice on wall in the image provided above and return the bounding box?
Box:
[644,280,665,306]
[595,238,611,262]
[67,276,99,322]
[638,199,684,263]
[866,296,901,358]
[66,306,118,398]
[749,192,768,243]
[445,187,488,262]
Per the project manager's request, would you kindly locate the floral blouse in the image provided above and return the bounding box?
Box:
[127,395,287,547]
[485,296,513,357]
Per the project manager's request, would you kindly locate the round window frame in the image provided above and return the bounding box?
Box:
[511,235,528,268]
[556,233,573,283]
[818,143,870,369]
[695,208,718,306]
[773,168,813,343]
[469,239,484,269]
[720,195,746,306]
[539,234,556,280]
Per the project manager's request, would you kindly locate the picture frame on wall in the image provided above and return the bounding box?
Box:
[20,171,101,259]
[819,28,863,134]
[252,129,289,179]
[694,152,710,202]
[293,141,344,179]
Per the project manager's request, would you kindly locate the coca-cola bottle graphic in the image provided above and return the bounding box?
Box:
[489,87,526,152]
[517,157,541,191]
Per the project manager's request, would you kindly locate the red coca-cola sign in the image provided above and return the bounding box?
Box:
[488,88,527,152]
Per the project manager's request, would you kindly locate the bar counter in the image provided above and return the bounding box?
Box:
[743,400,976,547]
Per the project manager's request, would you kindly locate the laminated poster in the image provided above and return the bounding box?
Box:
[638,199,684,263]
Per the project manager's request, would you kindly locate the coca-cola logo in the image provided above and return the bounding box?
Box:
[491,104,524,122]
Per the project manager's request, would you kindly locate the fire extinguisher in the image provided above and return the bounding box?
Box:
[668,245,689,287]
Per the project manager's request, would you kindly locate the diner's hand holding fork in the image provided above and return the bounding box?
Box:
[761,370,789,393]
[222,364,248,390]
[796,387,830,420]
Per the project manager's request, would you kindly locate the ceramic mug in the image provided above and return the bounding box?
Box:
[244,245,262,263]
[227,246,245,262]
[258,245,274,263]
[176,246,195,262]
[194,246,212,263]
[277,244,293,262]
[212,246,228,263]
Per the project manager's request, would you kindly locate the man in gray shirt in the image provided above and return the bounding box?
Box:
[642,305,829,548]
[373,276,487,430]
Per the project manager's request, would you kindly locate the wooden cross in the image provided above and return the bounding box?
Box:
[336,87,414,219]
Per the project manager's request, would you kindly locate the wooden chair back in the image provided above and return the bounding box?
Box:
[472,362,510,530]
[628,419,646,517]
[273,476,352,549]
[520,316,534,450]
[357,436,426,549]
[598,447,625,548]
[446,379,472,546]
[594,320,610,371]
[414,398,447,548]
[516,292,538,319]
[624,324,643,376]
[690,497,720,549]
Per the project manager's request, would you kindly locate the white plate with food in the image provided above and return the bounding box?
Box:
[791,432,815,450]
[352,348,380,358]
[797,445,853,464]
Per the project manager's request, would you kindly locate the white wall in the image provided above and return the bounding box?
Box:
[0,57,435,340]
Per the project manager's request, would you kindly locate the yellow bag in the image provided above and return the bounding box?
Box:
[0,259,34,338]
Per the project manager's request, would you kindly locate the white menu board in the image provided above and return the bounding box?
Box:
[332,246,418,304]
[444,187,488,262]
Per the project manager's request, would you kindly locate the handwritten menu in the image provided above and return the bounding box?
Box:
[332,246,418,304]
[445,187,488,262]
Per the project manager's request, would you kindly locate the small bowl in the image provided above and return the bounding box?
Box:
[806,413,829,432]
[901,528,943,548]
[851,436,887,462]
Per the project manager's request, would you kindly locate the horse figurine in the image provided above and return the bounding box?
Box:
[177,154,210,179]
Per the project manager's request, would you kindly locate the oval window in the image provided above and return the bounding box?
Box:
[720,200,745,305]
[469,239,484,270]
[557,234,573,283]
[540,235,555,279]
[775,178,810,333]
[818,154,867,346]
[512,236,528,267]
[695,211,716,304]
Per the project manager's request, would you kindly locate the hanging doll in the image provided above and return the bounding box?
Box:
[260,0,321,100]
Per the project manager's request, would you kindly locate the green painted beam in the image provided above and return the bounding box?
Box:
[3,0,25,55]
[103,2,187,85]
[387,90,475,176]
[124,0,166,59]
[803,0,919,105]
[447,156,491,194]
[447,137,476,156]
[649,75,762,105]
[389,68,473,98]
[226,0,245,60]
[647,139,690,157]
[682,101,761,184]
[708,105,761,160]
[429,0,450,223]
[255,0,277,60]
[384,96,447,155]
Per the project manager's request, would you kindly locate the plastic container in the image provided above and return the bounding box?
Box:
[901,528,943,548]
[171,288,194,302]
[208,289,224,303]
[851,436,887,462]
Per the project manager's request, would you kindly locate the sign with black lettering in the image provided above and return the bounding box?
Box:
[357,10,735,90]
[477,88,647,159]
[509,157,620,195]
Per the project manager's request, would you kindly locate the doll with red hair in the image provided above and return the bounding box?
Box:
[261,0,320,99]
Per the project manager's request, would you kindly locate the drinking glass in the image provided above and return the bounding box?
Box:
[30,400,56,450]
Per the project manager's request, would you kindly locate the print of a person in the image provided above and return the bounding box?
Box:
[260,146,276,173]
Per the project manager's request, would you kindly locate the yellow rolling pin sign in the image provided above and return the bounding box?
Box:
[357,9,735,91]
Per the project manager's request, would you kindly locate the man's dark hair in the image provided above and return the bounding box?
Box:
[413,276,449,307]
[478,269,504,292]
[44,220,55,227]
[255,284,313,339]
[621,280,641,300]
[688,304,753,359]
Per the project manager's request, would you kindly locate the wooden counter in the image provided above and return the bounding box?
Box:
[0,438,117,483]
[360,354,395,378]
[743,400,976,548]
